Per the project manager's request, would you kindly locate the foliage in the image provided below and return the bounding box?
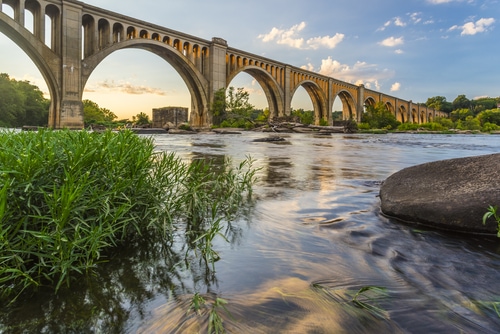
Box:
[0,73,49,127]
[211,87,255,128]
[82,99,117,127]
[361,101,400,130]
[132,112,151,126]
[291,108,314,125]
[477,109,500,126]
[452,94,471,110]
[0,129,258,304]
[483,206,500,238]
[425,96,453,112]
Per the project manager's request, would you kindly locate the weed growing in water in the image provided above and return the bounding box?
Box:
[0,129,258,309]
[483,205,500,237]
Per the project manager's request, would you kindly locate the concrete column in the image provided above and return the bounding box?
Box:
[357,84,365,123]
[37,7,45,44]
[204,37,228,127]
[57,1,84,129]
[327,79,334,124]
[15,0,24,26]
[283,65,292,118]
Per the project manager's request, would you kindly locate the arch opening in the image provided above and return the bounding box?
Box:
[83,48,192,124]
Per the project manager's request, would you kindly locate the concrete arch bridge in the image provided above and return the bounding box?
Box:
[0,0,447,128]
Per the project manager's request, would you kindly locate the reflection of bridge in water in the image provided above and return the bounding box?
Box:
[0,0,447,129]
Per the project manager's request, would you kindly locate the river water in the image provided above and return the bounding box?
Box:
[2,132,500,333]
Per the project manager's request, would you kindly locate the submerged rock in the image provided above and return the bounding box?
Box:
[252,136,286,142]
[379,153,500,235]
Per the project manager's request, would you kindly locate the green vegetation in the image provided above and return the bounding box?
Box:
[212,87,256,128]
[360,101,400,130]
[0,73,50,127]
[82,99,118,128]
[483,206,500,237]
[0,129,258,307]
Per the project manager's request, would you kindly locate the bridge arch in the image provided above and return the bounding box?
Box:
[335,90,356,120]
[291,80,327,123]
[0,10,60,127]
[227,65,284,120]
[81,38,210,126]
[397,105,406,123]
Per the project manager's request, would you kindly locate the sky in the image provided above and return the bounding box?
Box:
[0,0,498,120]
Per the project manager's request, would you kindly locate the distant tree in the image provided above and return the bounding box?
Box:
[210,86,255,128]
[211,88,227,125]
[83,99,117,126]
[292,108,314,125]
[452,94,471,111]
[425,96,453,112]
[0,73,50,127]
[362,101,400,129]
[226,87,254,119]
[477,109,500,126]
[0,73,23,127]
[132,112,151,126]
[450,108,473,122]
[472,97,498,114]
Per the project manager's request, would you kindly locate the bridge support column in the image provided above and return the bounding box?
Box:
[56,2,84,129]
[282,66,292,118]
[357,84,365,123]
[203,37,228,127]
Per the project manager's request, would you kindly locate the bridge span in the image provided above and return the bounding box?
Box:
[0,0,447,128]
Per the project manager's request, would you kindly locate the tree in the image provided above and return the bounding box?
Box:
[362,101,400,129]
[477,109,500,126]
[132,112,151,126]
[425,96,453,112]
[83,99,117,126]
[291,108,314,125]
[0,73,23,127]
[0,73,50,127]
[472,97,498,114]
[210,86,255,127]
[452,94,471,111]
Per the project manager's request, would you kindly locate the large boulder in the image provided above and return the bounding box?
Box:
[379,153,500,234]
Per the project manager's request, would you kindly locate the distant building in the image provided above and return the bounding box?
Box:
[152,107,188,128]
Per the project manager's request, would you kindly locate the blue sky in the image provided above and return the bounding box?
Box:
[0,0,498,119]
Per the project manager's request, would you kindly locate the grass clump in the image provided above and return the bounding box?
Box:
[0,129,258,303]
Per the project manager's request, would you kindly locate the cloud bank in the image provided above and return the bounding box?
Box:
[302,57,396,91]
[258,22,344,50]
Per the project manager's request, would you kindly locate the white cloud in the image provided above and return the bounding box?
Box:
[394,17,407,27]
[390,82,401,92]
[449,17,495,35]
[258,22,344,50]
[307,33,345,50]
[302,56,395,91]
[379,36,404,47]
[395,49,404,54]
[427,0,455,4]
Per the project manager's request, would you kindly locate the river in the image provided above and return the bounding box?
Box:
[2,132,500,333]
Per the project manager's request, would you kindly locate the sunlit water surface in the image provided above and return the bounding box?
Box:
[2,132,500,333]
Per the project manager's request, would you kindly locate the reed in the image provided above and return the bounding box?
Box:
[0,129,258,304]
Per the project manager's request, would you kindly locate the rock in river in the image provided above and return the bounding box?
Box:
[379,153,500,235]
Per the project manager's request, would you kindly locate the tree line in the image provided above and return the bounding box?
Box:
[361,95,500,132]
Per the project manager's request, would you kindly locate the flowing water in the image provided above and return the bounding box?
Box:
[2,132,500,333]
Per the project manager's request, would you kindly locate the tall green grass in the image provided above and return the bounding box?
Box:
[0,129,258,303]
